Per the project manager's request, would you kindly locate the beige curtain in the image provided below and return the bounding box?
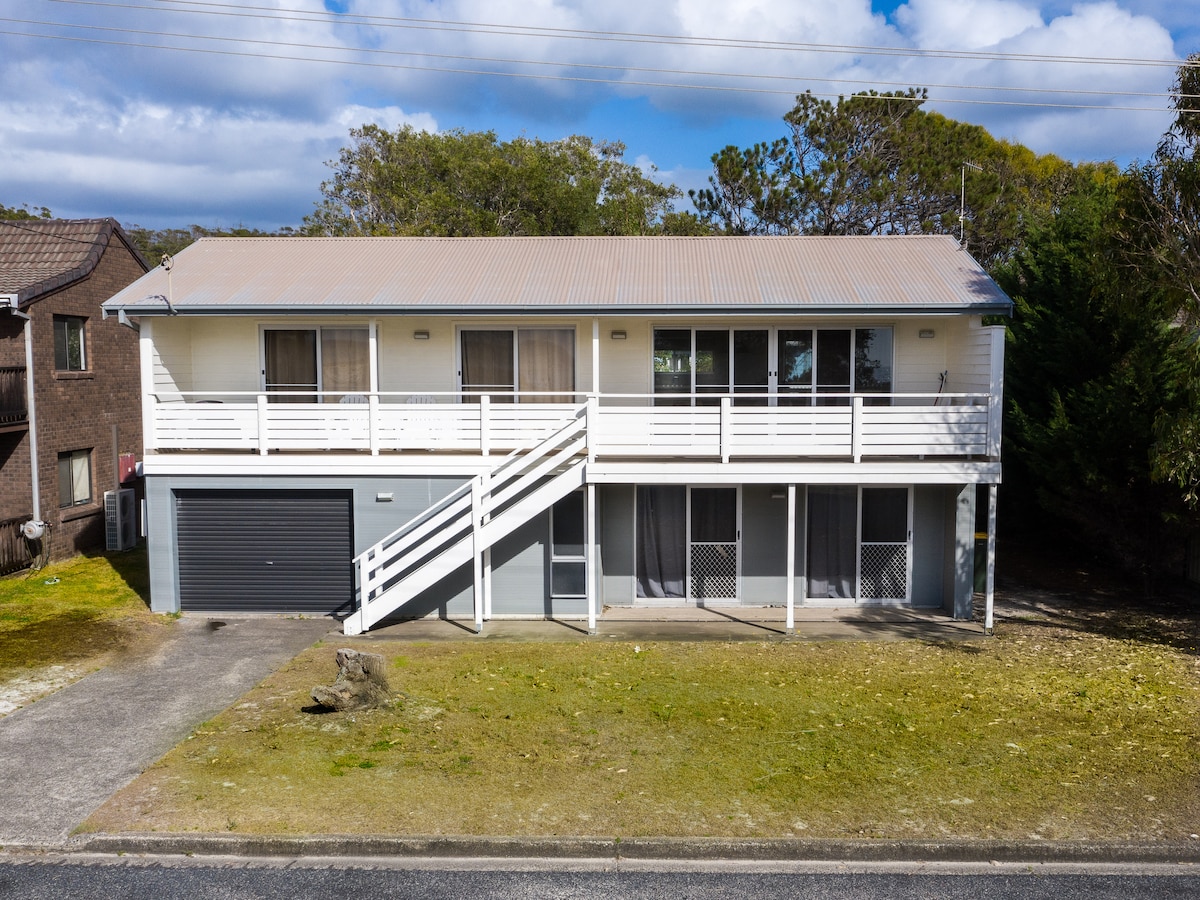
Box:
[518,328,574,403]
[321,328,370,401]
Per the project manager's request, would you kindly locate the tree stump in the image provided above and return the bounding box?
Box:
[310,648,391,711]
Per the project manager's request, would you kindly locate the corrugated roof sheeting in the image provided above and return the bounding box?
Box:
[103,234,1013,314]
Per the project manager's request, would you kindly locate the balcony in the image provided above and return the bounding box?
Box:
[0,366,28,428]
[147,391,1001,463]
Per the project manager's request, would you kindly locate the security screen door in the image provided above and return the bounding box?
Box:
[636,486,739,602]
[806,486,911,602]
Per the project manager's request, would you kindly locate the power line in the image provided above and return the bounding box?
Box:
[43,0,1195,71]
[4,14,1193,107]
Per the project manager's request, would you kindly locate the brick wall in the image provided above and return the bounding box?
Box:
[23,235,146,560]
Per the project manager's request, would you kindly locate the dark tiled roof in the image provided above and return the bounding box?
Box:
[0,218,145,304]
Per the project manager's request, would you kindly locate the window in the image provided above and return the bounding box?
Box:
[263,327,370,402]
[460,328,575,403]
[53,316,86,371]
[550,491,587,598]
[653,327,892,406]
[58,449,91,508]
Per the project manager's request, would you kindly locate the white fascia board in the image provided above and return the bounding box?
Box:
[587,461,1002,485]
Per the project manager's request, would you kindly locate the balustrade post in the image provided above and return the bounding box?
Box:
[369,393,380,456]
[851,395,863,463]
[586,395,598,463]
[720,397,731,464]
[256,394,269,456]
[480,395,490,457]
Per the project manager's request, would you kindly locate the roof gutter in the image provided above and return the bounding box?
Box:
[105,302,1014,318]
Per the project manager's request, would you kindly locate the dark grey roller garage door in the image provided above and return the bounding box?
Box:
[176,489,353,615]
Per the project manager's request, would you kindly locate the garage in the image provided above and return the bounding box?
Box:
[176,489,354,615]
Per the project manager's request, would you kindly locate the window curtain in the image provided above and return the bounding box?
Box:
[321,329,370,401]
[636,486,686,599]
[807,486,856,599]
[461,330,515,402]
[517,328,574,403]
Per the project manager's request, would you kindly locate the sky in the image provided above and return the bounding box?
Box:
[0,0,1195,232]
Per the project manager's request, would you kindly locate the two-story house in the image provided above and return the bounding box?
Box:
[0,218,147,573]
[101,235,1009,634]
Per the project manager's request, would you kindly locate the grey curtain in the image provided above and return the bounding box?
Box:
[636,486,686,599]
[807,486,856,599]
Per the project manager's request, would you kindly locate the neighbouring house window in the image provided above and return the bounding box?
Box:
[550,491,587,598]
[53,316,87,371]
[58,449,91,508]
[263,327,370,402]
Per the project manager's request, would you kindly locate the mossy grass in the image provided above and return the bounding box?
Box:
[0,547,161,678]
[86,625,1200,841]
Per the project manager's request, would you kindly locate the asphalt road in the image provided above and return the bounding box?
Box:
[0,858,1197,899]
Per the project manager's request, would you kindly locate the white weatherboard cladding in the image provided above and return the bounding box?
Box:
[151,319,191,397]
[378,317,457,397]
[893,320,949,394]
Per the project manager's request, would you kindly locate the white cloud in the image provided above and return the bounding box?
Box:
[0,1,1187,227]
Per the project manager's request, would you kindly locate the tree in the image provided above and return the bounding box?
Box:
[305,126,681,237]
[997,174,1194,576]
[1,203,52,220]
[1119,54,1200,507]
[690,89,1083,268]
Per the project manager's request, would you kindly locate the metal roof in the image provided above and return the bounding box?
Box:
[0,218,147,304]
[102,234,1013,317]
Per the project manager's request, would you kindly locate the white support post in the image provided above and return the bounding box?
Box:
[483,547,493,622]
[987,326,1005,460]
[851,396,863,463]
[591,317,600,396]
[985,483,998,631]
[586,481,597,634]
[471,477,484,633]
[256,393,269,456]
[720,397,731,464]
[480,395,490,457]
[139,318,155,454]
[786,483,796,635]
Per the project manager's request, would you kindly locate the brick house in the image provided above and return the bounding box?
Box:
[0,218,148,571]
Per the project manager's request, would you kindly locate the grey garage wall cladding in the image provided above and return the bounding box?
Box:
[176,489,354,614]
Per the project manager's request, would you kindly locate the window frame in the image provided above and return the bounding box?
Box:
[57,448,92,509]
[53,315,87,372]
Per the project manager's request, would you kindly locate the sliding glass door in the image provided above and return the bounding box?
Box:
[653,327,892,405]
[460,328,575,402]
[263,327,369,402]
[806,486,911,603]
[636,486,740,602]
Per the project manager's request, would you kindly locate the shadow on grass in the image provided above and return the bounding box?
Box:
[0,611,133,671]
[988,539,1200,657]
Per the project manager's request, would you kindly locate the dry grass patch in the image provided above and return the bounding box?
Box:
[0,548,164,711]
[86,624,1200,841]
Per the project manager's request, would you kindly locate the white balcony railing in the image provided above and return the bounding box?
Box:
[147,391,999,462]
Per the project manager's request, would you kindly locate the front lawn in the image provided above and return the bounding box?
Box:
[84,622,1200,842]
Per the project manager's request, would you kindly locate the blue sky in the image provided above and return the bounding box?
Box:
[1,1,1195,231]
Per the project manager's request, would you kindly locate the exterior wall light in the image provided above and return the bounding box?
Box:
[413,330,430,340]
[918,329,935,339]
[610,330,627,340]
